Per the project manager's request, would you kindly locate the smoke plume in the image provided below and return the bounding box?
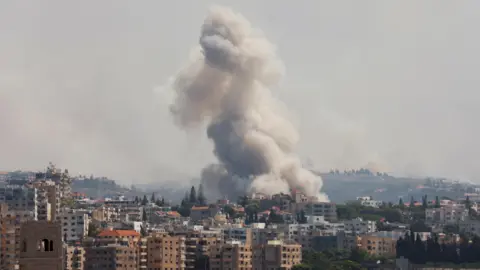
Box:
[170,6,328,201]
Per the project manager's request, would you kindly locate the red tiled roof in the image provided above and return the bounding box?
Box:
[98,230,140,237]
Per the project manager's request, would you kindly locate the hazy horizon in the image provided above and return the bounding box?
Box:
[1,1,480,184]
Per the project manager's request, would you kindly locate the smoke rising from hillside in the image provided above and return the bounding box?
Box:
[170,6,328,201]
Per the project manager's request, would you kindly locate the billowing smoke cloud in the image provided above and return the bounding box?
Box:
[170,6,328,201]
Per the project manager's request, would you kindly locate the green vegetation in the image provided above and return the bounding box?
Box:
[336,201,403,222]
[397,232,480,265]
[295,249,389,270]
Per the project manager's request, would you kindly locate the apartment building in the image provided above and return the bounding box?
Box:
[190,205,219,221]
[291,201,338,222]
[96,229,141,246]
[260,239,302,270]
[19,221,64,270]
[103,199,142,222]
[311,231,360,252]
[65,245,84,270]
[209,240,253,270]
[358,231,404,257]
[91,205,119,222]
[31,181,61,221]
[84,244,139,270]
[223,227,253,243]
[0,184,39,220]
[459,220,480,236]
[84,229,141,270]
[0,204,36,270]
[147,232,186,269]
[344,217,377,235]
[172,229,223,269]
[57,209,89,242]
[426,205,468,224]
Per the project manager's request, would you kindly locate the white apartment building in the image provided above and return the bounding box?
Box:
[356,196,383,208]
[425,205,468,224]
[459,220,480,236]
[344,217,377,235]
[58,209,89,242]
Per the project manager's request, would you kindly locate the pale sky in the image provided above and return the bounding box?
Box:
[1,1,480,184]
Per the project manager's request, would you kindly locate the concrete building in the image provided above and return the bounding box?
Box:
[170,229,223,269]
[358,231,404,257]
[0,184,39,220]
[91,205,119,222]
[426,205,468,224]
[259,239,302,270]
[344,217,377,235]
[291,201,338,222]
[209,240,253,270]
[84,229,141,270]
[147,233,186,270]
[190,205,219,221]
[84,245,139,270]
[0,204,36,270]
[459,220,480,236]
[57,209,89,242]
[65,245,84,270]
[19,221,64,270]
[103,199,142,222]
[31,181,61,221]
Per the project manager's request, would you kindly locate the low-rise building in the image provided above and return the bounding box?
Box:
[344,217,377,235]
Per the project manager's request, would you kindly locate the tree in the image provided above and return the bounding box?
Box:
[151,193,155,203]
[141,195,148,206]
[466,196,473,216]
[140,224,148,237]
[398,198,404,209]
[435,196,440,208]
[422,195,428,209]
[142,208,147,222]
[88,223,100,237]
[410,196,415,208]
[197,184,207,206]
[161,198,166,206]
[189,186,197,204]
[134,196,139,204]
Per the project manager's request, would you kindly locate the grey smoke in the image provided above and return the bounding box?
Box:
[170,6,328,201]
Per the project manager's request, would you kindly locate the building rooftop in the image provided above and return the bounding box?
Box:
[98,229,140,237]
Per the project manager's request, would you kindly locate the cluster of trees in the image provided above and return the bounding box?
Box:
[171,185,207,217]
[336,201,403,223]
[134,193,167,207]
[397,232,480,265]
[293,249,384,270]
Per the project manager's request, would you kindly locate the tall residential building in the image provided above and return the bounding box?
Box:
[84,245,139,270]
[31,181,61,221]
[209,240,253,270]
[0,184,39,220]
[57,209,89,242]
[255,239,302,270]
[147,232,186,270]
[0,204,36,270]
[84,229,141,270]
[171,229,223,269]
[19,221,64,270]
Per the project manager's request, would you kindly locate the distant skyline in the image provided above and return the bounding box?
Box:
[1,1,480,184]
